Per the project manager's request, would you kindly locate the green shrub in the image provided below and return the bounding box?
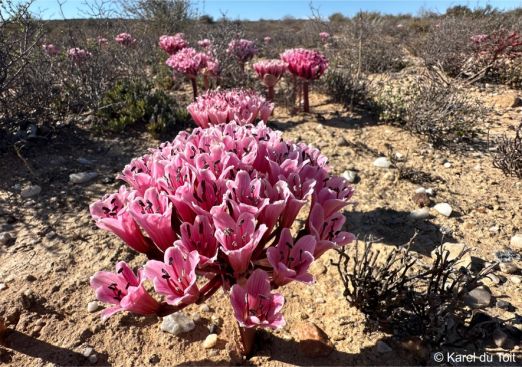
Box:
[322,69,371,109]
[97,80,186,135]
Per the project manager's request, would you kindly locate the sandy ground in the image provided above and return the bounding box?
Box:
[0,87,521,366]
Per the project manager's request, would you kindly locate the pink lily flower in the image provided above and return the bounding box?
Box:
[267,228,316,286]
[143,244,200,306]
[179,215,218,266]
[89,186,153,254]
[230,269,285,329]
[90,261,160,320]
[129,187,176,251]
[118,156,154,195]
[308,203,355,257]
[314,176,354,218]
[213,205,267,274]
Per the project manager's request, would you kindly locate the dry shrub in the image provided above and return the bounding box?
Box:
[372,74,487,148]
[333,237,496,346]
[321,69,371,110]
[493,123,522,178]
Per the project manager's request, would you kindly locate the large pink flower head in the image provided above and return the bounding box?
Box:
[159,33,188,54]
[42,43,59,57]
[280,48,329,80]
[165,47,208,78]
[319,32,330,43]
[187,88,274,128]
[227,38,258,64]
[90,121,354,329]
[67,48,92,63]
[253,59,288,88]
[115,32,136,46]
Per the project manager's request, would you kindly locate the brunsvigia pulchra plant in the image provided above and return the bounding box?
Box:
[280,48,328,113]
[89,121,355,355]
[253,59,288,101]
[165,47,208,100]
[187,88,274,128]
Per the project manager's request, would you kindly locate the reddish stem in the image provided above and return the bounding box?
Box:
[303,81,309,113]
[267,86,274,102]
[238,325,256,356]
[190,77,198,100]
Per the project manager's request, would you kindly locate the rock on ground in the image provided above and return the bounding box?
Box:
[160,312,195,336]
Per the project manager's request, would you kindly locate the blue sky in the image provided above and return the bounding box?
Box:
[28,0,522,20]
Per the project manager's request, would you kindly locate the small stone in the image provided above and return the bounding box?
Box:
[510,234,522,250]
[25,274,36,282]
[0,232,14,246]
[495,249,521,263]
[88,354,98,364]
[373,157,391,169]
[210,315,222,326]
[82,347,94,357]
[87,302,100,313]
[412,192,431,208]
[493,328,515,349]
[415,187,426,194]
[160,312,195,335]
[69,172,98,184]
[499,262,519,275]
[410,207,430,220]
[443,162,452,168]
[45,231,56,240]
[336,137,348,146]
[464,286,492,308]
[300,313,309,320]
[341,170,357,183]
[425,188,435,196]
[207,323,217,334]
[0,284,6,291]
[77,157,94,165]
[510,275,521,285]
[21,185,41,198]
[199,304,211,313]
[293,322,334,358]
[434,203,452,217]
[496,300,514,311]
[149,354,160,364]
[203,334,218,349]
[376,340,392,353]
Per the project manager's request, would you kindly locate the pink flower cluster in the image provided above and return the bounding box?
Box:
[165,47,208,78]
[187,89,274,128]
[42,44,60,57]
[253,59,288,88]
[264,36,272,45]
[227,39,258,64]
[97,37,109,46]
[471,34,489,44]
[280,48,329,80]
[159,33,189,54]
[198,39,212,48]
[319,32,330,43]
[67,48,92,63]
[115,32,136,46]
[90,121,355,328]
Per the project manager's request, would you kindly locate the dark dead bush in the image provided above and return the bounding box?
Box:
[493,123,522,178]
[333,237,496,346]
